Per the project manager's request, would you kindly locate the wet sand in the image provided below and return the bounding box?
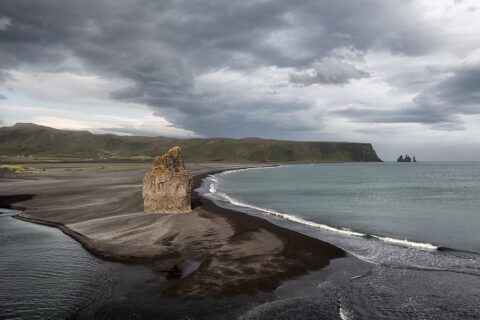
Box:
[0,163,345,299]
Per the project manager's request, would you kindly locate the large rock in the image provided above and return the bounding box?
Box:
[143,146,193,214]
[397,154,413,162]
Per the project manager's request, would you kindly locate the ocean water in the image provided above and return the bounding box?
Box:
[204,162,480,253]
[200,162,480,319]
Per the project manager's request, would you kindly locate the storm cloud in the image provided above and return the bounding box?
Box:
[414,62,480,115]
[332,60,480,128]
[1,0,480,159]
[290,48,371,85]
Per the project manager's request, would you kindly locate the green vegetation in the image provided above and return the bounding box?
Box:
[0,123,382,163]
[0,164,39,173]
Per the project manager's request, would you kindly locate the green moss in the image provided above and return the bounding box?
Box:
[0,164,39,173]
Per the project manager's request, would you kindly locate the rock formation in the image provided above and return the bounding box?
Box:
[397,154,416,162]
[143,146,193,214]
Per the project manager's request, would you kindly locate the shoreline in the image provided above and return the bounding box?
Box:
[1,163,347,299]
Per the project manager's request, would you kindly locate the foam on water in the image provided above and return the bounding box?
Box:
[209,183,217,193]
[371,235,438,251]
[339,303,353,320]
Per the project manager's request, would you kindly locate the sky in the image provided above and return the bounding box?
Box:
[1,0,480,161]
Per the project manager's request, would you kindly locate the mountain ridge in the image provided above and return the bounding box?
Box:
[0,123,382,163]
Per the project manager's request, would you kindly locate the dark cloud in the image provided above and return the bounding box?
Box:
[290,57,370,85]
[174,100,317,139]
[332,106,457,125]
[413,63,480,115]
[99,126,180,138]
[0,94,6,100]
[332,62,480,129]
[0,16,11,31]
[0,0,450,137]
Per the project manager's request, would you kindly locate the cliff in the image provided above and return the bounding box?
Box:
[0,123,382,163]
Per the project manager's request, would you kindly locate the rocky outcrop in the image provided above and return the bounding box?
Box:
[397,154,416,162]
[143,146,192,214]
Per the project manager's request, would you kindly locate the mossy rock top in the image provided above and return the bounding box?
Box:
[150,146,186,174]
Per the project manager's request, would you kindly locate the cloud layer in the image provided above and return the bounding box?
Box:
[1,0,480,159]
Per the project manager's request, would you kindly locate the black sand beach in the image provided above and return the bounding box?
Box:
[0,163,346,299]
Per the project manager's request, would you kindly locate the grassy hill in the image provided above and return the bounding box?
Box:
[0,123,382,163]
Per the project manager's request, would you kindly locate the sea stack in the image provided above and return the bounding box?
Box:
[142,146,193,214]
[397,154,414,162]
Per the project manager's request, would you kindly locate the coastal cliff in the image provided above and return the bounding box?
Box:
[0,123,382,163]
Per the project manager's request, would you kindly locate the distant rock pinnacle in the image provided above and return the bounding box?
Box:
[397,154,416,163]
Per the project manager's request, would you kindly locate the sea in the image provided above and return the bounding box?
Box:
[199,162,480,319]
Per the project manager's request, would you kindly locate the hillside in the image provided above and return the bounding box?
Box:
[0,123,382,163]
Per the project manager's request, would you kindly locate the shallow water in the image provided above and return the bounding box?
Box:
[200,162,480,319]
[0,209,172,319]
[0,209,109,319]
